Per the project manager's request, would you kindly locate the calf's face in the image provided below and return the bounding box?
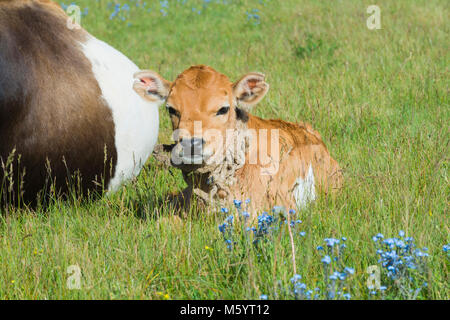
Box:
[133,65,269,164]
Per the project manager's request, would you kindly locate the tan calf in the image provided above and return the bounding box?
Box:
[133,65,343,214]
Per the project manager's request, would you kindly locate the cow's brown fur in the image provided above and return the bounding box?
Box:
[135,65,343,214]
[230,116,343,211]
[0,0,117,205]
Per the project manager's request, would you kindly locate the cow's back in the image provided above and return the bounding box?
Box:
[236,115,342,211]
[269,118,343,193]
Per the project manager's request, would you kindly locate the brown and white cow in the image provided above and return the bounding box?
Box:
[133,65,343,214]
[0,0,160,206]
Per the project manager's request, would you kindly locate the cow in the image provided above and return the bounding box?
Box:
[0,0,160,206]
[133,65,343,215]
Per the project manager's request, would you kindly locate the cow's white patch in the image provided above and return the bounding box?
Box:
[81,36,160,191]
[293,164,316,209]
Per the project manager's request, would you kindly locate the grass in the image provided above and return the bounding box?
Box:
[0,0,449,299]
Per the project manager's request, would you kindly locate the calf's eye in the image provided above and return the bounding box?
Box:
[166,106,178,116]
[216,106,230,116]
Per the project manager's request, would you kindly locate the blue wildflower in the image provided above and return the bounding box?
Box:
[321,255,331,264]
[218,223,227,233]
[373,231,429,298]
[290,274,302,284]
[344,267,355,275]
[324,238,340,247]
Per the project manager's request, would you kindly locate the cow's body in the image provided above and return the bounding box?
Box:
[226,115,342,211]
[0,0,159,205]
[134,65,342,215]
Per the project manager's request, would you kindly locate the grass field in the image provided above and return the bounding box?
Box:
[0,0,449,300]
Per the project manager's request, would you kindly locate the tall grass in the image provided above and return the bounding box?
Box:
[0,0,448,299]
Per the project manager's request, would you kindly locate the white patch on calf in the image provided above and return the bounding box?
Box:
[80,36,160,191]
[293,164,316,209]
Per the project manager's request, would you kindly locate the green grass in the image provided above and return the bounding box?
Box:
[0,0,449,299]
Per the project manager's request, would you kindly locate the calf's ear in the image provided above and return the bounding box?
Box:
[133,70,171,103]
[232,72,269,110]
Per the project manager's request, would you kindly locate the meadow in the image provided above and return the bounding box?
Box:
[0,0,448,299]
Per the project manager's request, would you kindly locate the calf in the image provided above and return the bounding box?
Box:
[134,65,343,214]
[0,0,160,206]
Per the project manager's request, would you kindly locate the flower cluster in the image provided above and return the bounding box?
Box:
[218,214,234,250]
[108,3,131,20]
[61,0,266,27]
[218,199,253,249]
[218,202,307,250]
[217,202,355,300]
[233,199,251,221]
[443,244,450,255]
[216,204,442,300]
[245,9,261,25]
[254,211,275,237]
[160,0,169,16]
[372,231,429,298]
[317,237,354,300]
[289,274,319,300]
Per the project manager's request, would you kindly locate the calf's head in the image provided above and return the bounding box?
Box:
[133,65,269,165]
